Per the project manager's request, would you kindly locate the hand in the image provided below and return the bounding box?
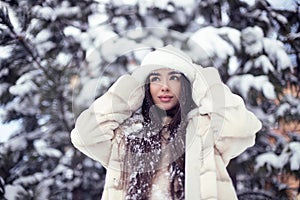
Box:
[131,67,148,84]
[107,74,145,112]
[192,65,223,108]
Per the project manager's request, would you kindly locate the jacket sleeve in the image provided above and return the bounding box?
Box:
[210,84,262,165]
[194,67,262,165]
[70,74,144,167]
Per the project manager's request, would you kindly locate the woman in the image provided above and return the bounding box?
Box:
[122,67,195,200]
[71,45,262,200]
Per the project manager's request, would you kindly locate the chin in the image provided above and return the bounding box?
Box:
[157,104,176,111]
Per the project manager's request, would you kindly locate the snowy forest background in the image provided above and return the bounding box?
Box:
[0,0,299,199]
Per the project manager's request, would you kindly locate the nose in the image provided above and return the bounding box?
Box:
[160,81,169,92]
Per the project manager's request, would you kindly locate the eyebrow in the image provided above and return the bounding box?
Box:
[149,72,160,76]
[168,71,181,75]
[149,71,181,76]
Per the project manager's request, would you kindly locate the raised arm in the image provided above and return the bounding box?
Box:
[208,83,261,164]
[70,74,144,167]
[193,66,262,165]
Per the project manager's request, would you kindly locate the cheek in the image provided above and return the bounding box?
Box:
[149,84,158,98]
[171,83,181,98]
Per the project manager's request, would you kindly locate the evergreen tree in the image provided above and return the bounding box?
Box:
[0,0,105,199]
[0,0,299,199]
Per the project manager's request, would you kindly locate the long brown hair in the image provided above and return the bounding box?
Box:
[122,73,196,200]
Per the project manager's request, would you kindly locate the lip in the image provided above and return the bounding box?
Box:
[158,95,173,102]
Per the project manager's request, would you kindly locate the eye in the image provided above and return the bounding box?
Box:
[170,75,180,81]
[150,76,160,82]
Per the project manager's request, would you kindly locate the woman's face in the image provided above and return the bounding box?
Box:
[149,68,181,111]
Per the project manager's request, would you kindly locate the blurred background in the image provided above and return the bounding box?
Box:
[0,0,299,199]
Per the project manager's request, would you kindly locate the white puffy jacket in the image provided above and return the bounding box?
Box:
[71,45,262,200]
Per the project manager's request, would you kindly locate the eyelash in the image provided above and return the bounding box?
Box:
[170,75,180,81]
[150,77,160,82]
[150,75,180,82]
